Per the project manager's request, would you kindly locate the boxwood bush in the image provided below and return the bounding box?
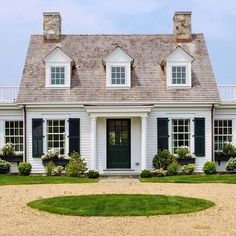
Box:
[153,149,175,170]
[0,159,11,174]
[202,161,216,175]
[140,169,152,178]
[88,170,99,179]
[18,162,32,176]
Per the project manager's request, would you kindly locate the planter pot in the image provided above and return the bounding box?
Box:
[42,159,69,167]
[0,155,23,163]
[177,158,195,165]
[215,152,236,165]
[0,166,10,174]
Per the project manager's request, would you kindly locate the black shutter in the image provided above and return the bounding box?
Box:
[68,118,80,154]
[157,118,169,151]
[194,118,205,157]
[32,119,44,158]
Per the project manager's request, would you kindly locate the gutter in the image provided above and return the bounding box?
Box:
[23,105,27,162]
[211,104,215,162]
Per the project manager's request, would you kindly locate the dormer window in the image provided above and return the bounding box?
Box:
[103,47,133,88]
[51,66,65,85]
[43,47,74,88]
[111,66,126,85]
[172,66,186,84]
[162,46,194,88]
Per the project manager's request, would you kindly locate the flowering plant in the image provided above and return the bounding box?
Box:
[1,143,15,156]
[175,146,196,159]
[41,148,60,161]
[223,141,236,155]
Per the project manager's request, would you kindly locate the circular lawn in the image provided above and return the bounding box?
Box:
[28,194,214,217]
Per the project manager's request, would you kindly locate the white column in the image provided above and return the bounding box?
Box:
[90,116,97,170]
[141,116,148,170]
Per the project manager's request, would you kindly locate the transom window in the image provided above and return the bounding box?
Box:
[214,120,232,152]
[50,67,65,85]
[47,120,65,155]
[172,119,191,153]
[5,121,23,152]
[172,66,186,84]
[111,66,126,85]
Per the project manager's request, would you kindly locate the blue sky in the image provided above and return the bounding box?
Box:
[0,0,236,86]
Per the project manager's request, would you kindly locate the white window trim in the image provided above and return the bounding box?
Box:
[168,117,194,155]
[106,62,131,88]
[166,61,191,87]
[45,62,71,88]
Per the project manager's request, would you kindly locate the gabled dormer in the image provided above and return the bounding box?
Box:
[103,47,133,88]
[43,47,74,88]
[162,46,194,88]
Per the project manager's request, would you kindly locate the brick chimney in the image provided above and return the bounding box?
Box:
[43,12,61,41]
[173,11,192,42]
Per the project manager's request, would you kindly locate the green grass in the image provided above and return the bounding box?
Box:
[28,194,214,216]
[0,175,98,185]
[140,174,236,184]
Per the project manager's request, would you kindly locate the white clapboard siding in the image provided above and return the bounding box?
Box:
[147,107,212,172]
[26,107,90,173]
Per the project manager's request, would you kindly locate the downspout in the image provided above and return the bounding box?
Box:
[211,104,215,162]
[23,105,27,162]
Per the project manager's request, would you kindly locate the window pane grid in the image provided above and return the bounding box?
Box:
[46,120,65,155]
[171,119,190,153]
[111,66,126,85]
[172,66,186,84]
[5,121,23,152]
[214,120,232,152]
[51,67,65,85]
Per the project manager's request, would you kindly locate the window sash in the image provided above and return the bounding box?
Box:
[172,66,186,84]
[50,66,65,85]
[214,120,232,152]
[5,121,23,152]
[46,120,66,155]
[111,66,126,85]
[171,119,191,153]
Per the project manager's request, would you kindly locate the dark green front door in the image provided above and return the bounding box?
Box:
[107,119,131,169]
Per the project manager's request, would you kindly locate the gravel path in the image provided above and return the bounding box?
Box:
[0,182,235,236]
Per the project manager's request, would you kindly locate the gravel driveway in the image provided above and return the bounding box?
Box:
[0,182,235,236]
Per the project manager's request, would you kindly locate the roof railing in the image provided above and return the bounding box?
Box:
[0,86,19,103]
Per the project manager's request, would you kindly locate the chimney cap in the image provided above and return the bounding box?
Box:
[173,11,191,19]
[43,12,61,16]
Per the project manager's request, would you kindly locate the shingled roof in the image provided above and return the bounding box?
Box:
[17,34,220,104]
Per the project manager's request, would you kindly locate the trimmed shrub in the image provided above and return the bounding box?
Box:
[182,164,195,175]
[66,152,87,177]
[167,161,179,176]
[46,161,55,176]
[202,161,216,175]
[155,168,168,177]
[153,149,175,170]
[0,159,11,174]
[140,169,152,178]
[18,162,32,176]
[226,157,236,171]
[88,170,99,179]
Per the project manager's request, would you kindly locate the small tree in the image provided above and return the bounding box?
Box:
[66,152,87,177]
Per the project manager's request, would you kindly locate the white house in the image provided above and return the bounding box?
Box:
[0,11,234,174]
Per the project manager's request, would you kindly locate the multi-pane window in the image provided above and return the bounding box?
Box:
[50,67,65,85]
[5,121,23,152]
[214,120,232,152]
[172,119,191,153]
[172,66,186,84]
[111,66,126,85]
[47,120,65,155]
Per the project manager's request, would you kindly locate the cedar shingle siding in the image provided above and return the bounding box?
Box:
[17,34,220,104]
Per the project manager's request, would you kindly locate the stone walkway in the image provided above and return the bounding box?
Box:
[0,182,236,236]
[99,176,139,183]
